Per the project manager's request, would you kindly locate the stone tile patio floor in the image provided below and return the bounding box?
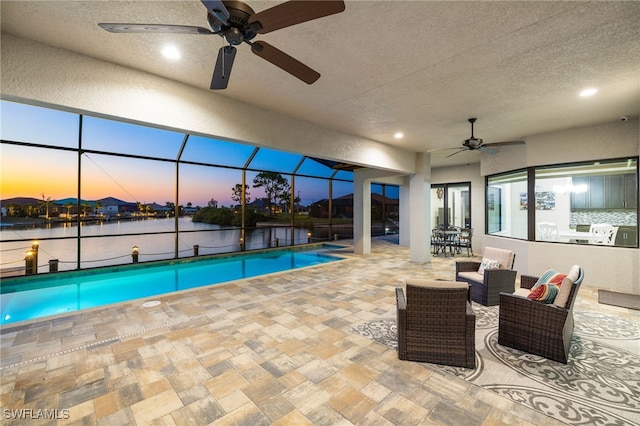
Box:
[1,237,636,425]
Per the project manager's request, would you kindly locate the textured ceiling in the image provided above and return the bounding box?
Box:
[1,1,639,167]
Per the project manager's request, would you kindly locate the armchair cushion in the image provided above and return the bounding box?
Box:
[566,264,581,283]
[482,247,515,269]
[405,278,468,289]
[553,276,574,308]
[457,271,483,283]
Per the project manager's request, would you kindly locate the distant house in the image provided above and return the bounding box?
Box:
[246,198,272,215]
[147,202,172,216]
[96,197,138,217]
[183,206,198,215]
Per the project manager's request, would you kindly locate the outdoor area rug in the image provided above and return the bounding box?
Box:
[351,305,640,425]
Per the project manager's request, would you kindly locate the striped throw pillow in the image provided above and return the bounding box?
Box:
[534,269,566,286]
[527,283,560,303]
[528,268,567,303]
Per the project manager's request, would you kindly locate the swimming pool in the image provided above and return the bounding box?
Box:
[0,245,345,325]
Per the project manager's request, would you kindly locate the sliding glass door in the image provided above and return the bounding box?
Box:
[431,183,471,230]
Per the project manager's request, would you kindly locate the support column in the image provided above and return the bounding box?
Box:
[409,152,431,263]
[353,170,372,254]
[399,177,411,247]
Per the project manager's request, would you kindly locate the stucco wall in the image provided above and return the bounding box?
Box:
[0,33,416,174]
[480,119,639,295]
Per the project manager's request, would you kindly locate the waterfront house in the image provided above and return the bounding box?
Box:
[1,1,638,424]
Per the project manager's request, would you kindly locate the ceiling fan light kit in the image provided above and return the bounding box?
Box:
[99,0,346,90]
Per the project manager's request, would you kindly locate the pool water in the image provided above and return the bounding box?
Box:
[0,247,344,325]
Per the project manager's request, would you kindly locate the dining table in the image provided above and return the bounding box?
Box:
[432,229,462,257]
[557,230,593,243]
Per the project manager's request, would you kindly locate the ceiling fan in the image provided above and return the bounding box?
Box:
[430,118,525,158]
[98,0,345,89]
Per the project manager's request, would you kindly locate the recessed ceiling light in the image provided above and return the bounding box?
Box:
[394,132,404,139]
[579,88,598,97]
[161,45,181,60]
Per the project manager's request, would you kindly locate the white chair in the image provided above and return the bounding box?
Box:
[537,222,559,241]
[589,224,618,245]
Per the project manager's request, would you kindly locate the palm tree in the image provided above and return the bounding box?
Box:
[39,193,53,220]
[64,202,74,219]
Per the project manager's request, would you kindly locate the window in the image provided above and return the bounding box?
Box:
[486,171,528,239]
[534,158,637,246]
[486,158,638,247]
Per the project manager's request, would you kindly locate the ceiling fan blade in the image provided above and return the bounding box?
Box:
[250,41,320,84]
[98,23,213,35]
[483,140,526,147]
[427,147,464,153]
[211,46,237,90]
[445,148,468,158]
[200,0,230,24]
[248,1,345,34]
[478,146,499,155]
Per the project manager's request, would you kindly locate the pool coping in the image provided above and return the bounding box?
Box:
[0,243,355,330]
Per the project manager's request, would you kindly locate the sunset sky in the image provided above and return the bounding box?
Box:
[1,100,392,208]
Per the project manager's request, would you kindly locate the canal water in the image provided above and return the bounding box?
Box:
[0,217,313,271]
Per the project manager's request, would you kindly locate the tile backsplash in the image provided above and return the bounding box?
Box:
[571,210,637,227]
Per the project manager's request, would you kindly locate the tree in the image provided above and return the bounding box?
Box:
[165,201,176,217]
[252,172,289,216]
[231,184,250,206]
[64,202,74,219]
[278,190,301,215]
[207,198,218,208]
[40,193,53,219]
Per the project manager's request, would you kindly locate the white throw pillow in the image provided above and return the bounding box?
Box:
[478,258,500,275]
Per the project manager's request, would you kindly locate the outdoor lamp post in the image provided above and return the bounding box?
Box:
[25,250,35,275]
[132,246,139,263]
[307,232,312,243]
[32,241,39,270]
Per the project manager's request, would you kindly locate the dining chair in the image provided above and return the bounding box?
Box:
[458,228,473,256]
[537,222,559,241]
[589,224,618,245]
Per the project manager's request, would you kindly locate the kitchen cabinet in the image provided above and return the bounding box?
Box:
[572,174,636,210]
[614,226,638,247]
[571,176,604,209]
[606,174,637,208]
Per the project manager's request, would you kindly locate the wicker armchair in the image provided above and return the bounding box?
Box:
[498,265,584,363]
[396,279,476,369]
[455,247,517,306]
